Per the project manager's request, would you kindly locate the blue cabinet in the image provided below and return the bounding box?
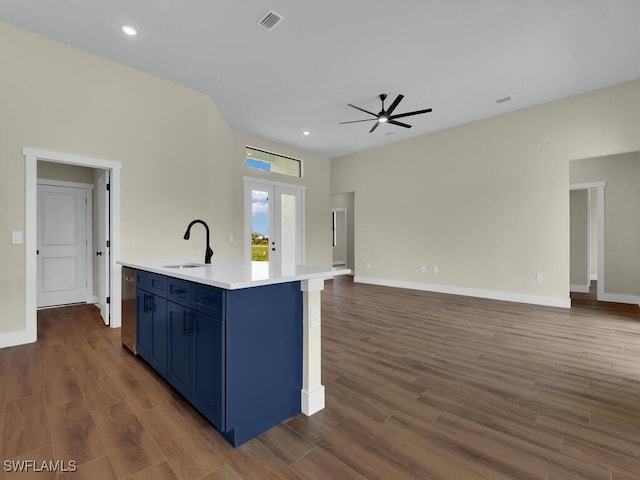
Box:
[134,269,301,447]
[167,298,225,431]
[166,301,191,397]
[136,271,168,377]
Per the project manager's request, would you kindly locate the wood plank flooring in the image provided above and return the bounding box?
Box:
[1,278,639,479]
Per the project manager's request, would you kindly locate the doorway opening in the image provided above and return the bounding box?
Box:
[37,179,94,309]
[331,192,354,272]
[23,148,122,345]
[570,182,605,303]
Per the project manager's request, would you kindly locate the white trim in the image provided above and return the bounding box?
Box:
[570,181,606,191]
[0,148,122,350]
[590,274,598,281]
[598,292,640,305]
[37,178,93,190]
[570,284,590,293]
[37,179,94,306]
[242,175,307,191]
[301,385,325,416]
[354,276,572,309]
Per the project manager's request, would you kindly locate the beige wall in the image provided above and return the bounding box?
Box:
[332,79,640,304]
[0,21,331,338]
[570,189,589,287]
[570,152,640,297]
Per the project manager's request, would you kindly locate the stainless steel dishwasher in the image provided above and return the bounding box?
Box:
[121,266,136,353]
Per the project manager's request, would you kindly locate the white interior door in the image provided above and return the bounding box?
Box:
[244,179,304,267]
[97,170,110,325]
[37,183,90,307]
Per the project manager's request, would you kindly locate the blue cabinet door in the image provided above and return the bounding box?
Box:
[148,294,168,377]
[136,288,152,359]
[191,311,225,431]
[167,301,190,397]
[136,285,168,377]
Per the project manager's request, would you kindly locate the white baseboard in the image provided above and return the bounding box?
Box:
[0,329,37,349]
[301,385,325,416]
[598,292,640,306]
[590,274,598,281]
[354,276,571,309]
[570,284,590,293]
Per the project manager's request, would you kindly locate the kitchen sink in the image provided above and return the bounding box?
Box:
[163,263,206,269]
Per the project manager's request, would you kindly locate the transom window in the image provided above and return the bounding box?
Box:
[245,146,302,178]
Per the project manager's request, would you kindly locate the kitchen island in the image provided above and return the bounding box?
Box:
[119,259,349,447]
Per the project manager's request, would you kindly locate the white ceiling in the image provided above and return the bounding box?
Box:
[2,1,640,158]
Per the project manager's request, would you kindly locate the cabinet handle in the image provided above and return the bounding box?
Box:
[143,294,149,313]
[183,310,187,335]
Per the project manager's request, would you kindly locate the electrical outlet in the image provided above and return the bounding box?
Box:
[11,231,23,245]
[433,266,439,275]
[228,234,234,243]
[536,273,544,283]
[366,262,371,269]
[421,265,426,273]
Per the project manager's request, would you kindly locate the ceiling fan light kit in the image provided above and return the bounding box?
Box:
[340,93,432,133]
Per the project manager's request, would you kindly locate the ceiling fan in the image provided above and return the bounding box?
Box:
[340,93,432,133]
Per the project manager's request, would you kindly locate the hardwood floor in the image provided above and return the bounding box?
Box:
[1,277,639,479]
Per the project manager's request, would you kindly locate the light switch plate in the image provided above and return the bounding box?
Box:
[11,231,23,245]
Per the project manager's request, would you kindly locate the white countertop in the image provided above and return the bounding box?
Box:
[118,258,351,290]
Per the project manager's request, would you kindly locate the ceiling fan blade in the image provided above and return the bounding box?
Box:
[369,121,381,133]
[389,108,432,120]
[347,104,378,118]
[339,118,378,124]
[385,94,404,116]
[388,119,412,129]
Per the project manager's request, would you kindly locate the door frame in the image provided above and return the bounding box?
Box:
[243,176,305,265]
[570,181,605,301]
[20,148,122,346]
[37,179,94,307]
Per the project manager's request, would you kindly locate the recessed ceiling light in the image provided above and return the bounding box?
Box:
[303,131,310,136]
[121,25,138,36]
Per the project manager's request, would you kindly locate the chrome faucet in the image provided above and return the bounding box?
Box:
[183,219,213,264]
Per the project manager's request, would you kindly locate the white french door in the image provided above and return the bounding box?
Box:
[244,178,305,267]
[37,182,92,307]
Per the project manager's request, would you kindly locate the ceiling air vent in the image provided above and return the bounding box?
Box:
[257,10,284,31]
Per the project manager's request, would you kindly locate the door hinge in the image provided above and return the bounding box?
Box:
[106,296,111,304]
[106,240,110,248]
[106,183,111,191]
